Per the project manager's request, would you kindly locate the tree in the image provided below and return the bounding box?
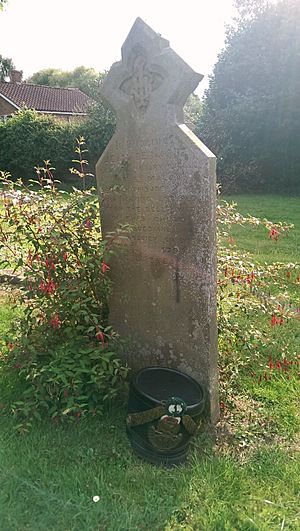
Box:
[184,94,203,131]
[198,0,300,192]
[0,54,14,81]
[27,67,114,169]
[27,67,105,100]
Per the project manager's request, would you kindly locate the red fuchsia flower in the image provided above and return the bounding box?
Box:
[96,330,105,347]
[268,358,274,369]
[271,314,279,326]
[7,342,14,352]
[39,279,56,295]
[276,361,282,370]
[220,401,225,410]
[27,250,33,265]
[279,316,284,325]
[251,271,255,280]
[62,252,68,262]
[246,275,251,284]
[46,280,56,295]
[102,262,110,274]
[286,271,291,279]
[39,281,46,293]
[224,267,228,277]
[85,219,93,229]
[50,313,61,329]
[269,227,279,241]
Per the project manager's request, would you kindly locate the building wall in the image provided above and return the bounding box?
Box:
[0,97,16,116]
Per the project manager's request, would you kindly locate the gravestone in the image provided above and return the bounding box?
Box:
[96,18,219,422]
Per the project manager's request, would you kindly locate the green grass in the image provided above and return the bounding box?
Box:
[0,195,299,530]
[224,195,300,264]
[0,414,299,531]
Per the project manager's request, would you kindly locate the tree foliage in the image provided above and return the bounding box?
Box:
[0,110,79,179]
[184,94,203,131]
[27,66,105,100]
[198,0,300,192]
[0,54,14,81]
[26,67,115,168]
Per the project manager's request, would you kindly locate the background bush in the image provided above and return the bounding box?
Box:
[197,0,300,193]
[0,107,116,181]
[0,110,79,179]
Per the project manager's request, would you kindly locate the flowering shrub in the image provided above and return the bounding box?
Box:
[217,197,299,402]
[0,143,129,430]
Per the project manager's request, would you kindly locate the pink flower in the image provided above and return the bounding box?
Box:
[269,227,279,241]
[96,330,105,347]
[102,262,110,273]
[27,250,33,265]
[50,313,61,329]
[39,279,56,295]
[85,219,93,229]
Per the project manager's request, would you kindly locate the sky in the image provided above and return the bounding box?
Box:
[0,0,236,95]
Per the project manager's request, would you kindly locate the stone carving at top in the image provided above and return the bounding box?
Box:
[119,53,164,112]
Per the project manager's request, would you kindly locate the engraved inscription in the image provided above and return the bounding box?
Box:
[120,54,164,112]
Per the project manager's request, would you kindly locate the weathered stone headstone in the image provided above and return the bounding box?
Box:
[96,18,219,422]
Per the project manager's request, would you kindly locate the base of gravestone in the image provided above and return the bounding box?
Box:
[126,366,206,466]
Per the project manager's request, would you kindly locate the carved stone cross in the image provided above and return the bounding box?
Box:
[96,18,219,423]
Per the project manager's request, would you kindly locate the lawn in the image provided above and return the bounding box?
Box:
[0,194,299,531]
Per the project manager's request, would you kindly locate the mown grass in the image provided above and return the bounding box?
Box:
[224,195,300,264]
[0,194,299,531]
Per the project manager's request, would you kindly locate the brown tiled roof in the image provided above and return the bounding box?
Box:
[0,82,91,114]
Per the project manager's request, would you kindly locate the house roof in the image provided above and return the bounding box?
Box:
[0,82,91,114]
